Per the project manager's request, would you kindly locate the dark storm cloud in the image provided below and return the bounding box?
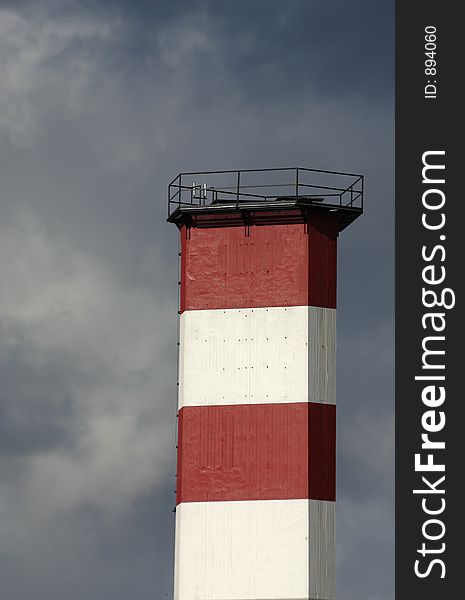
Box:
[0,326,82,457]
[101,0,393,101]
[0,1,393,599]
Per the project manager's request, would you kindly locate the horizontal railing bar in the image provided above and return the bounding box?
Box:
[177,167,298,177]
[170,191,362,202]
[170,182,362,195]
[169,197,363,209]
[202,183,296,190]
[171,187,268,200]
[176,167,363,179]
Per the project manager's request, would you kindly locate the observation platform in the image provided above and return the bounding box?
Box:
[167,167,363,232]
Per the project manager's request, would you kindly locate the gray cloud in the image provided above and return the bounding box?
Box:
[0,1,393,599]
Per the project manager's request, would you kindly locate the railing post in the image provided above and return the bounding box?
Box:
[295,168,299,200]
[236,171,241,208]
[361,176,364,210]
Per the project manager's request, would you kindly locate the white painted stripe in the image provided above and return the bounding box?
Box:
[179,306,336,408]
[174,499,335,600]
[308,500,336,600]
[308,306,336,409]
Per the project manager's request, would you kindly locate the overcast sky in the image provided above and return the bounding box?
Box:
[0,1,394,599]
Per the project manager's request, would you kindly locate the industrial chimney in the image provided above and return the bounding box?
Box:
[168,167,363,600]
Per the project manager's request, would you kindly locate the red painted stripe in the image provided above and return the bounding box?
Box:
[308,212,338,309]
[308,401,337,501]
[176,402,335,504]
[180,211,337,312]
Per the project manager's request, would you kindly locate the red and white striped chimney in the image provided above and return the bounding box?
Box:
[169,169,362,600]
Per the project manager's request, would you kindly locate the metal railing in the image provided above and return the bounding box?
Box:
[168,167,363,218]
